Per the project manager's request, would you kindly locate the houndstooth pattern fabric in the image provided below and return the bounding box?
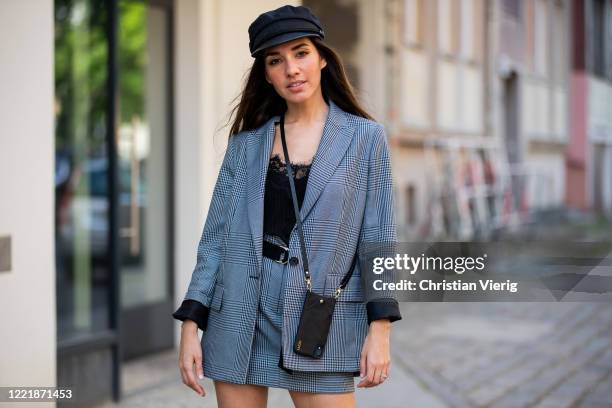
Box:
[240,254,355,393]
[182,100,398,382]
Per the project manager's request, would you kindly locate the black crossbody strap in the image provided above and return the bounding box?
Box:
[280,112,311,285]
[279,112,357,294]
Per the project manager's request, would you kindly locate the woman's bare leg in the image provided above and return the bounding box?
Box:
[289,390,355,408]
[213,381,268,408]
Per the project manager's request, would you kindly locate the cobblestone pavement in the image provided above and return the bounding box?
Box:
[95,301,612,407]
[91,220,612,407]
[93,345,445,408]
[393,302,612,408]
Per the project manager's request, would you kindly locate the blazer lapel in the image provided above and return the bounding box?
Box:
[246,116,277,272]
[298,100,353,222]
[245,101,354,272]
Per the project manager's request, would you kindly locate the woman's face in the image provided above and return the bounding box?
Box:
[263,37,327,105]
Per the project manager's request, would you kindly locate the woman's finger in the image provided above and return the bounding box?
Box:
[195,355,204,381]
[179,349,205,396]
[179,357,188,386]
[178,329,206,397]
[182,356,196,388]
[357,350,368,387]
[189,356,206,396]
[359,351,367,379]
[357,354,371,388]
[183,353,204,396]
[364,360,377,387]
[381,366,389,384]
[370,364,383,387]
[377,358,389,384]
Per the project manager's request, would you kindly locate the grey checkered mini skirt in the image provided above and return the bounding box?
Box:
[243,234,356,393]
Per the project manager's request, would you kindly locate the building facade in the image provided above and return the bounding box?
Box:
[1,0,295,405]
[0,0,609,406]
[567,0,612,216]
[497,0,570,213]
[386,0,491,239]
[307,0,490,240]
[317,0,572,240]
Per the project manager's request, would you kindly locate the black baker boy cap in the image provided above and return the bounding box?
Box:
[248,5,325,58]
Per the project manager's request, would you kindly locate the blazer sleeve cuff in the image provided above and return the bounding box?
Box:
[172,299,210,332]
[366,299,402,325]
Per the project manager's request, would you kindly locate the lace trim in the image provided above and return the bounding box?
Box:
[269,154,312,179]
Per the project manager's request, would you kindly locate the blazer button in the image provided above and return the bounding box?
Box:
[289,256,299,266]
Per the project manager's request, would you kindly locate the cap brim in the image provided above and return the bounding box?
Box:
[251,31,320,57]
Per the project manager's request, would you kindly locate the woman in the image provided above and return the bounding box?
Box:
[173,5,401,407]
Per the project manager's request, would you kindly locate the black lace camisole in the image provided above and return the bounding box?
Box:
[263,153,313,246]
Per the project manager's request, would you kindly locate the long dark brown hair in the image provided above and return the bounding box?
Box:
[227,37,373,136]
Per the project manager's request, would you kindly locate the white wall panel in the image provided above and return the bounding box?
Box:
[401,49,430,128]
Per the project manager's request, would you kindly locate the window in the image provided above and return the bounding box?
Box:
[608,1,612,79]
[534,0,548,76]
[551,1,566,84]
[460,0,474,60]
[438,0,454,55]
[591,0,606,77]
[473,0,485,61]
[503,0,522,20]
[525,0,534,71]
[403,0,424,46]
[55,0,111,341]
[459,0,482,61]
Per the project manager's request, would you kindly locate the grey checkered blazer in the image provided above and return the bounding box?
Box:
[181,100,398,379]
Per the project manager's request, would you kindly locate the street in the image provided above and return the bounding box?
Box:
[99,300,612,407]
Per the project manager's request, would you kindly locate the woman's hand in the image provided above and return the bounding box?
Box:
[178,320,206,397]
[357,319,391,388]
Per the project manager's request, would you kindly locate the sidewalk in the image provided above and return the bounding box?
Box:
[392,302,612,408]
[99,217,612,407]
[97,300,612,407]
[95,345,446,408]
